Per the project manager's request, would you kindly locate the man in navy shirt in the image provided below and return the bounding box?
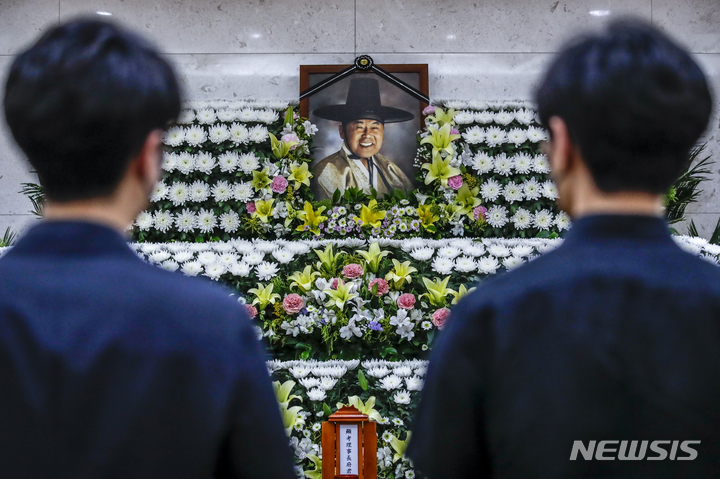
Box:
[408,20,717,478]
[0,20,294,478]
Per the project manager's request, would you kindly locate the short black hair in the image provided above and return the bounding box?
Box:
[535,19,712,194]
[4,19,181,201]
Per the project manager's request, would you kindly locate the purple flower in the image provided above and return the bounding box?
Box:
[474,205,488,221]
[369,321,383,331]
[422,105,436,116]
[450,128,461,137]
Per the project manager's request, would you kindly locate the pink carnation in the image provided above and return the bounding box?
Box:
[448,175,463,190]
[246,202,256,214]
[342,263,364,279]
[397,293,416,310]
[283,293,305,315]
[432,308,451,330]
[281,133,300,150]
[422,105,436,116]
[368,278,389,296]
[450,128,460,137]
[244,304,258,319]
[330,278,342,290]
[474,205,488,221]
[271,175,288,194]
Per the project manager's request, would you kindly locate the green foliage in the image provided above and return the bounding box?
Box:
[1,227,17,247]
[665,143,711,225]
[20,182,45,218]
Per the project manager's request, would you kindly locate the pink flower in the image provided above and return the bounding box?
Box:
[342,263,364,279]
[450,128,460,137]
[473,205,488,221]
[432,308,451,330]
[422,105,436,116]
[283,293,305,315]
[244,304,258,319]
[330,278,342,290]
[448,175,463,190]
[271,175,288,194]
[397,293,416,310]
[368,278,389,296]
[246,202,256,214]
[281,133,300,150]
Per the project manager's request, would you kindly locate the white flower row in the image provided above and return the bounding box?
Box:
[461,125,547,145]
[161,149,266,174]
[164,123,269,147]
[178,107,280,126]
[183,99,293,112]
[478,178,558,203]
[465,152,550,176]
[150,180,253,204]
[438,99,533,112]
[453,108,540,127]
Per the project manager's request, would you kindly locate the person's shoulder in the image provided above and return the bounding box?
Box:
[314,150,346,171]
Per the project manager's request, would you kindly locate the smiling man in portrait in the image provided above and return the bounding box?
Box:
[311,77,414,200]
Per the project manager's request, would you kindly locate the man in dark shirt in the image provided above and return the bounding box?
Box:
[407,19,717,478]
[0,20,294,478]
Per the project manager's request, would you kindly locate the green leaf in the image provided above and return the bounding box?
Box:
[323,403,332,417]
[332,188,341,204]
[358,369,368,391]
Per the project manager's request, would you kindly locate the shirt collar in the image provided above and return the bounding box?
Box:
[562,214,674,246]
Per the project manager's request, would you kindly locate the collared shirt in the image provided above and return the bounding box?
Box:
[343,143,378,190]
[408,215,720,478]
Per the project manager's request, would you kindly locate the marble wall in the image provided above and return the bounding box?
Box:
[1,0,719,236]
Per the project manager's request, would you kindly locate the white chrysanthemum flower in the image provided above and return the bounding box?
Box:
[195,152,216,174]
[503,255,524,270]
[432,256,454,274]
[151,181,168,202]
[135,212,153,231]
[163,126,185,146]
[486,206,509,228]
[409,247,434,261]
[248,125,269,143]
[217,152,239,173]
[527,126,548,143]
[238,153,260,173]
[514,108,535,125]
[470,152,493,174]
[480,178,502,201]
[393,366,413,377]
[319,376,338,390]
[160,259,179,272]
[173,250,194,263]
[455,256,477,272]
[233,182,253,202]
[487,244,511,257]
[507,128,528,145]
[493,154,514,176]
[485,126,507,146]
[169,182,189,206]
[219,211,240,233]
[366,366,391,378]
[211,181,232,202]
[237,108,258,122]
[454,111,474,124]
[271,248,295,263]
[197,251,218,265]
[393,390,412,405]
[177,109,196,124]
[230,262,251,277]
[405,376,424,391]
[299,377,321,389]
[392,418,404,426]
[218,252,238,266]
[208,124,230,144]
[475,110,495,124]
[534,209,554,230]
[196,209,217,233]
[542,181,558,199]
[478,256,500,274]
[153,210,174,232]
[503,182,524,203]
[176,152,195,175]
[161,152,177,172]
[307,388,327,402]
[512,245,535,258]
[523,178,542,201]
[243,251,265,265]
[494,110,515,125]
[379,374,403,390]
[181,261,203,276]
[464,244,485,256]
[555,211,571,231]
[175,209,196,233]
[216,109,236,122]
[511,208,533,229]
[421,320,433,330]
[229,123,249,144]
[256,261,279,281]
[189,181,210,202]
[196,108,216,124]
[437,246,461,259]
[255,241,278,253]
[462,126,485,144]
[675,239,702,255]
[533,154,551,174]
[185,126,207,146]
[204,263,226,280]
[512,153,533,175]
[257,109,279,124]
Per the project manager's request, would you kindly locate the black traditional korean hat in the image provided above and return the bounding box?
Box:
[313,77,414,124]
